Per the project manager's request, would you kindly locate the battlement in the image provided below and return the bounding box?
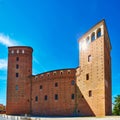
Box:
[8,46,33,55]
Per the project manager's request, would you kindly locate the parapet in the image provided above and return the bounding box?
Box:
[8,46,33,55]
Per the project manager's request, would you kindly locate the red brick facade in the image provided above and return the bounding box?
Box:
[31,69,76,116]
[6,46,33,114]
[6,20,112,116]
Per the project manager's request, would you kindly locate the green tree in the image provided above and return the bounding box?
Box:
[113,95,120,115]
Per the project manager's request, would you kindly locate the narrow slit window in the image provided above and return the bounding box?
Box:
[71,80,75,85]
[55,94,58,100]
[89,90,92,97]
[35,96,38,102]
[16,73,19,78]
[16,64,19,69]
[86,73,89,80]
[40,85,42,90]
[15,85,18,90]
[44,95,48,101]
[16,57,19,61]
[71,94,75,99]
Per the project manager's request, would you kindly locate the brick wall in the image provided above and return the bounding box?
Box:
[31,69,76,116]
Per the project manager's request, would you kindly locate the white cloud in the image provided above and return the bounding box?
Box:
[33,56,46,74]
[0,33,17,47]
[0,59,7,70]
[33,57,40,64]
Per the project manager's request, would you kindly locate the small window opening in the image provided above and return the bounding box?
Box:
[44,95,48,100]
[68,71,70,74]
[88,55,92,62]
[15,85,18,90]
[97,28,101,38]
[16,57,19,61]
[16,73,19,78]
[71,80,75,85]
[35,96,38,102]
[55,94,58,100]
[86,36,90,44]
[71,94,75,99]
[91,32,95,41]
[55,82,58,87]
[40,85,42,89]
[86,73,89,80]
[89,90,92,97]
[53,72,56,75]
[16,64,19,69]
[82,95,84,98]
[60,72,63,75]
[47,74,49,77]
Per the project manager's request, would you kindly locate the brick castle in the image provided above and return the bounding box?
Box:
[6,19,112,116]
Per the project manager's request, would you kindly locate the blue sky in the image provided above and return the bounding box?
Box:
[0,0,120,106]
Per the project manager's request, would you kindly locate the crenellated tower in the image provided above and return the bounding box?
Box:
[6,46,33,115]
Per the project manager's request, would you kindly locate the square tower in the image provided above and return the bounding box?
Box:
[76,20,112,116]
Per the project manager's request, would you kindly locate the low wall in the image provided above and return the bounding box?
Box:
[0,114,120,120]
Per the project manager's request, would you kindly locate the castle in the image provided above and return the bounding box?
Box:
[6,19,112,117]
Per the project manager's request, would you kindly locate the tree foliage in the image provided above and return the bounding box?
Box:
[113,95,120,115]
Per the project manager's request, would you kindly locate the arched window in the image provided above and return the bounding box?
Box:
[88,55,92,62]
[22,50,25,54]
[86,36,90,44]
[97,28,101,38]
[91,32,95,42]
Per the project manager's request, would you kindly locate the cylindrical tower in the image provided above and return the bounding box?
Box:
[6,46,33,115]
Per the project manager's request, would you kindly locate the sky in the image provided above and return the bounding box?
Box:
[0,0,120,106]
